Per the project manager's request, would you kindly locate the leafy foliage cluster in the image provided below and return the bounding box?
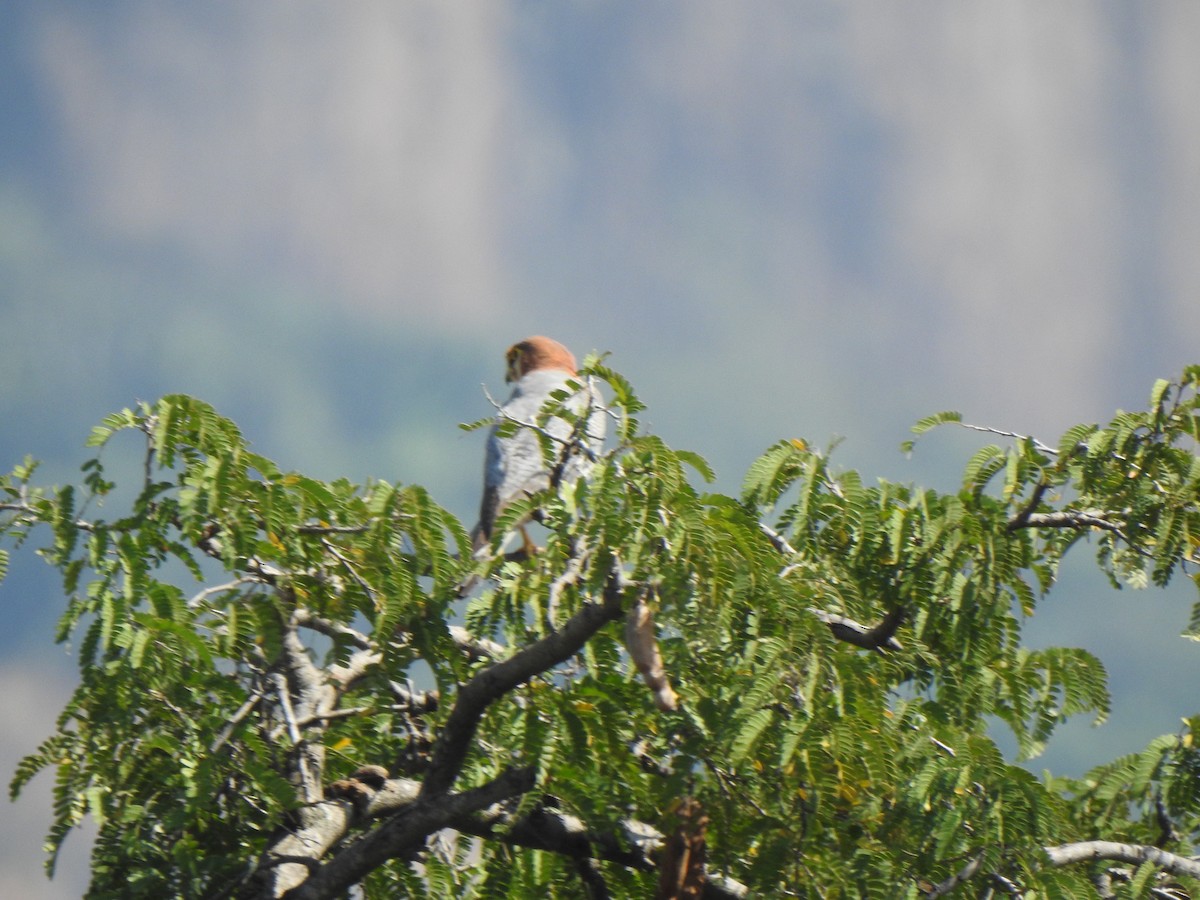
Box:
[2,365,1199,898]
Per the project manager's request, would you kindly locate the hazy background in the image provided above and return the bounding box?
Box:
[2,3,1198,895]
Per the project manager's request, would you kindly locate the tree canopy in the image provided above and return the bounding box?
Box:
[3,364,1200,899]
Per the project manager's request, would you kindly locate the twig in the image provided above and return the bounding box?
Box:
[548,535,589,623]
[272,671,318,803]
[210,685,268,753]
[1155,793,1180,846]
[953,422,1058,456]
[297,523,371,535]
[929,737,956,757]
[388,680,439,713]
[321,537,378,601]
[807,607,905,652]
[923,853,984,898]
[988,873,1022,896]
[293,608,373,651]
[483,378,607,466]
[189,576,259,609]
[0,501,98,533]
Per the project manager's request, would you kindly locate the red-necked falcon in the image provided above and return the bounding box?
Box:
[471,336,605,553]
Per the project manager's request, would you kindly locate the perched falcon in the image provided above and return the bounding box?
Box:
[471,336,605,554]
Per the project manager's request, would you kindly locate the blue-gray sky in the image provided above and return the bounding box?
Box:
[2,4,1199,896]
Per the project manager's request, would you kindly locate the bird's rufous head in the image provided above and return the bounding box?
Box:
[505,336,578,383]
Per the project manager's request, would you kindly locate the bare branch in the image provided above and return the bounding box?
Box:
[1005,479,1051,532]
[292,608,373,651]
[807,607,905,652]
[574,856,611,900]
[763,518,908,652]
[250,772,422,899]
[296,523,371,535]
[758,522,798,557]
[1155,793,1181,846]
[388,680,439,711]
[271,620,339,804]
[271,671,319,804]
[923,853,984,898]
[482,385,575,453]
[452,802,748,900]
[952,421,1058,456]
[197,528,287,586]
[988,872,1023,896]
[447,624,506,661]
[210,685,268,754]
[917,840,1200,898]
[0,500,98,533]
[189,576,261,609]
[1044,841,1200,881]
[1009,509,1125,535]
[320,537,377,601]
[253,765,747,900]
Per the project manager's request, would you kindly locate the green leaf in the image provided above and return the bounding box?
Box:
[459,415,496,433]
[588,363,645,416]
[675,449,716,483]
[730,707,774,764]
[742,440,808,508]
[962,444,1005,493]
[1149,377,1171,413]
[911,410,962,435]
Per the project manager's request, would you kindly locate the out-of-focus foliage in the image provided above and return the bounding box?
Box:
[2,366,1199,898]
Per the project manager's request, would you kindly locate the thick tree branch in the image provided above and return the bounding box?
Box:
[420,560,628,798]
[273,619,339,803]
[249,769,427,898]
[280,767,535,900]
[454,803,747,900]
[918,840,1200,898]
[252,766,748,900]
[1043,841,1200,881]
[252,562,629,895]
[1005,479,1051,532]
[251,801,362,898]
[1008,509,1126,535]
